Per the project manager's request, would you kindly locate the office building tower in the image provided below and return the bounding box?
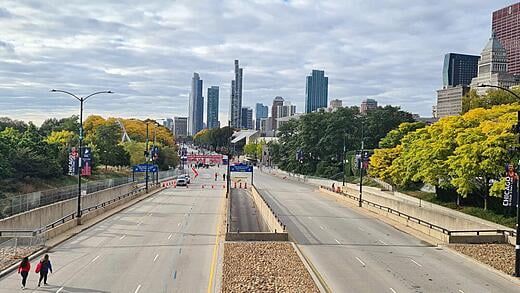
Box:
[255,103,268,130]
[442,53,480,87]
[188,73,204,135]
[207,86,219,129]
[329,99,343,109]
[493,3,520,75]
[470,32,520,94]
[305,70,328,113]
[229,60,243,128]
[162,118,173,131]
[173,117,188,138]
[276,103,296,119]
[241,107,253,129]
[360,99,378,113]
[271,96,284,130]
[436,85,469,118]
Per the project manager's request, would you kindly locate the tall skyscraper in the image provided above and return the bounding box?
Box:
[207,86,219,129]
[276,103,296,119]
[329,99,343,109]
[173,117,188,138]
[188,72,204,135]
[493,3,520,75]
[255,103,268,130]
[241,107,253,129]
[271,96,284,130]
[442,53,480,87]
[229,60,243,128]
[305,70,328,113]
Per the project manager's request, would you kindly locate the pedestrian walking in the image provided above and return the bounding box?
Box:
[18,256,30,289]
[215,172,218,181]
[223,173,226,181]
[332,183,335,191]
[36,254,52,287]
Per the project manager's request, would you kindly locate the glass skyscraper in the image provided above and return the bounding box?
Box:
[229,60,243,128]
[305,70,328,113]
[442,53,479,87]
[188,72,204,135]
[241,107,253,129]
[255,103,268,130]
[207,86,219,129]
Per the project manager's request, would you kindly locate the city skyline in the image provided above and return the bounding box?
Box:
[0,1,516,124]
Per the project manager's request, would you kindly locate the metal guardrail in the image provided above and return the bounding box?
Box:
[321,186,517,238]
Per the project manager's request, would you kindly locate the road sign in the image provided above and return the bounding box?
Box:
[230,163,253,173]
[132,164,158,173]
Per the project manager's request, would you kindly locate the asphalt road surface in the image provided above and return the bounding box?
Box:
[229,189,261,232]
[0,167,224,293]
[254,169,520,293]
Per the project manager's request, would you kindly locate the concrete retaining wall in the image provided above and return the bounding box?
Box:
[0,183,135,230]
[225,232,288,241]
[251,185,286,234]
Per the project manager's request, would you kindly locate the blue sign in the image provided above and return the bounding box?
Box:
[230,163,253,173]
[133,164,158,173]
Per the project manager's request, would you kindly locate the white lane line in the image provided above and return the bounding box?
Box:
[178,222,181,227]
[379,239,388,245]
[458,290,465,293]
[410,259,422,267]
[148,213,152,217]
[168,233,173,240]
[134,284,142,293]
[335,239,341,244]
[119,235,126,240]
[91,255,100,263]
[153,254,159,262]
[390,288,397,293]
[56,287,64,293]
[355,257,366,267]
[319,225,325,230]
[357,227,365,231]
[308,217,312,220]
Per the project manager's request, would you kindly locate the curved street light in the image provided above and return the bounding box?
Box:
[477,83,520,277]
[50,89,113,223]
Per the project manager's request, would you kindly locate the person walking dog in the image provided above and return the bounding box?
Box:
[18,256,30,289]
[36,254,52,287]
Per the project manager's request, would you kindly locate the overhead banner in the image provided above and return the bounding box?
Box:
[187,154,222,164]
[503,163,519,207]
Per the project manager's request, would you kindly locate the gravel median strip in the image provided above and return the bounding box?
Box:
[449,244,515,276]
[223,242,319,292]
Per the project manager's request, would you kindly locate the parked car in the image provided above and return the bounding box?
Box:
[176,177,187,186]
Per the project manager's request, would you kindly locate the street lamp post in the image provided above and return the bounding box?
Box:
[145,122,149,193]
[342,134,347,186]
[358,123,364,208]
[50,89,113,223]
[478,84,520,277]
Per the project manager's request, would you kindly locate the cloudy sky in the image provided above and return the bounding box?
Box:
[0,0,515,125]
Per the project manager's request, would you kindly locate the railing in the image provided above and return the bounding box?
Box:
[321,186,517,238]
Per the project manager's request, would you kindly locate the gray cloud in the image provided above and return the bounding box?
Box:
[0,0,514,124]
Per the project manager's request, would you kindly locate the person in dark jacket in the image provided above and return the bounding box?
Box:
[18,256,30,289]
[37,254,52,287]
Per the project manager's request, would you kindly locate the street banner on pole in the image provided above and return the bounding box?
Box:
[68,147,79,175]
[503,163,519,207]
[81,147,92,176]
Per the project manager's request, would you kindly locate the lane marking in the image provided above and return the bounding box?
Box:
[168,233,173,240]
[390,288,397,293]
[91,255,100,263]
[410,259,422,267]
[148,213,152,217]
[153,254,159,262]
[320,225,325,230]
[308,217,312,220]
[458,290,465,293]
[335,239,341,244]
[56,287,64,293]
[119,235,126,240]
[357,227,365,231]
[178,222,181,227]
[134,284,142,293]
[379,240,388,245]
[355,257,366,266]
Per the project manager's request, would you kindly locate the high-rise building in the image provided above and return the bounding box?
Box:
[173,117,188,138]
[241,107,253,129]
[188,73,204,135]
[276,103,296,119]
[436,85,469,118]
[442,53,480,87]
[360,99,378,113]
[470,32,520,94]
[271,96,284,130]
[329,99,343,109]
[255,103,268,130]
[229,60,243,128]
[493,3,520,75]
[305,70,328,113]
[207,86,219,129]
[162,118,173,131]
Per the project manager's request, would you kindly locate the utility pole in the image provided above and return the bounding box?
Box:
[145,122,149,193]
[50,89,113,224]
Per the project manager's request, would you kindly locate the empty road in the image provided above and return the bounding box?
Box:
[0,167,224,293]
[254,169,519,293]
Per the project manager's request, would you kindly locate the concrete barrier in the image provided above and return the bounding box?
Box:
[251,185,286,234]
[225,232,288,241]
[0,183,135,231]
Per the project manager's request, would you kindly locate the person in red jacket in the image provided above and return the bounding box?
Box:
[18,256,30,289]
